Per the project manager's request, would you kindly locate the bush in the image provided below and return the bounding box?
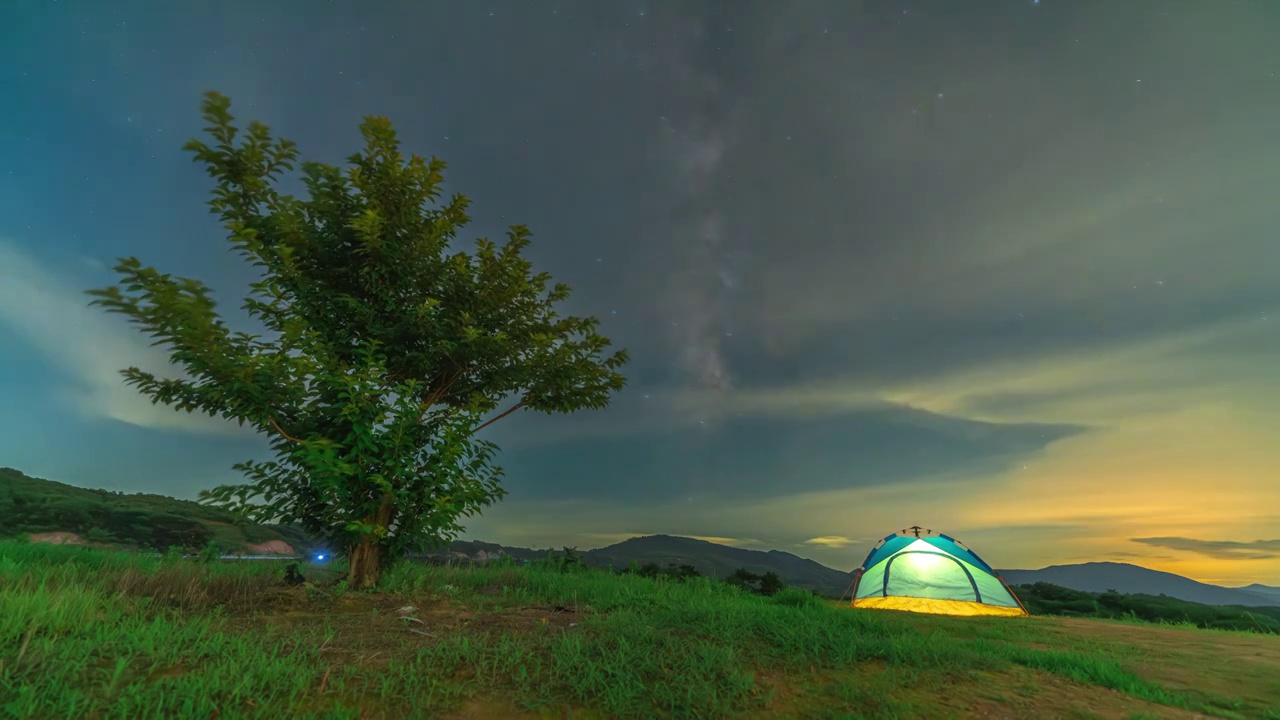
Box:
[726,568,786,596]
[197,541,222,564]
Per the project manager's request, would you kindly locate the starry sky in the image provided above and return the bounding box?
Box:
[3,0,1279,585]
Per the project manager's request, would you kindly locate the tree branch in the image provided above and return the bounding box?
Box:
[471,398,527,435]
[416,369,463,424]
[423,371,462,409]
[268,415,303,443]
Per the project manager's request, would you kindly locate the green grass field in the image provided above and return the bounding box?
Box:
[2,539,1277,720]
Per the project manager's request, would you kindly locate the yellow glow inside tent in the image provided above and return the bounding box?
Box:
[852,595,1028,617]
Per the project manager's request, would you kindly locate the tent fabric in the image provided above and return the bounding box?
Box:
[850,531,1028,617]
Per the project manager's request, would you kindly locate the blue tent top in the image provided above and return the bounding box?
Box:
[857,530,995,575]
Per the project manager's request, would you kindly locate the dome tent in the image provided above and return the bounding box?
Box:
[847,526,1029,617]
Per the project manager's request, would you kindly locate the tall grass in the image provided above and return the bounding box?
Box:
[0,540,1267,719]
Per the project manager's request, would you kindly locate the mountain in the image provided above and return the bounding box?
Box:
[1238,584,1280,602]
[999,562,1280,608]
[580,535,855,596]
[446,539,548,564]
[432,535,854,596]
[0,467,318,555]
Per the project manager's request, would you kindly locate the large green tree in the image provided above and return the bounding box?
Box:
[88,92,627,589]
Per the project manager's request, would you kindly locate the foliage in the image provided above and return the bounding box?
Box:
[197,541,222,564]
[622,560,703,581]
[84,92,627,588]
[724,567,785,596]
[1014,582,1280,634]
[0,467,314,553]
[539,546,587,573]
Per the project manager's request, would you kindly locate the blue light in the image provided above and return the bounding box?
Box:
[316,553,326,561]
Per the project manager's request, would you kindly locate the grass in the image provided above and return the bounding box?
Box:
[2,539,1277,719]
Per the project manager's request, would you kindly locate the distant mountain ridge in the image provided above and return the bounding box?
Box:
[1238,584,1280,602]
[5,467,1276,607]
[437,535,855,596]
[583,535,855,596]
[997,562,1280,608]
[447,536,1280,607]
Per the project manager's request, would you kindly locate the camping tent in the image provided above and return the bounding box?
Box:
[847,527,1028,617]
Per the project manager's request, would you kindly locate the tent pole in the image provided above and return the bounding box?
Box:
[999,575,1031,615]
[840,569,863,607]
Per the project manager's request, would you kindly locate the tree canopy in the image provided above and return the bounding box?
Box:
[87,91,628,588]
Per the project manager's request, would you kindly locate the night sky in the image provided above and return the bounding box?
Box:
[3,0,1278,585]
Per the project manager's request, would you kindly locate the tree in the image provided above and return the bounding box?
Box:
[758,571,784,597]
[726,567,761,591]
[87,92,628,589]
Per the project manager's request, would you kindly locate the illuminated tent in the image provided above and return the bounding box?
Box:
[847,527,1028,617]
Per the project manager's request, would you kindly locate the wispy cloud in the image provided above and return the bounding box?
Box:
[0,239,247,436]
[803,536,858,548]
[1131,537,1280,561]
[688,535,762,547]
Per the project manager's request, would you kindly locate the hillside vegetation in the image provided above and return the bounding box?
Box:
[4,539,1280,719]
[0,468,316,554]
[1013,582,1280,634]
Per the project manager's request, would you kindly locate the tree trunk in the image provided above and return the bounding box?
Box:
[347,535,382,590]
[346,492,395,590]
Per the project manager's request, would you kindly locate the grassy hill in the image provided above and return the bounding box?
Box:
[0,467,317,554]
[3,537,1278,719]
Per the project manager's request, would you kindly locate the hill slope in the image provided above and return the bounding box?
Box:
[0,467,316,554]
[999,562,1280,608]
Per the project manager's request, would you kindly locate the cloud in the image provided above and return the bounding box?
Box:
[874,310,1280,428]
[689,535,763,547]
[0,239,248,436]
[1103,551,1178,562]
[1131,537,1280,561]
[498,403,1080,505]
[803,536,858,548]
